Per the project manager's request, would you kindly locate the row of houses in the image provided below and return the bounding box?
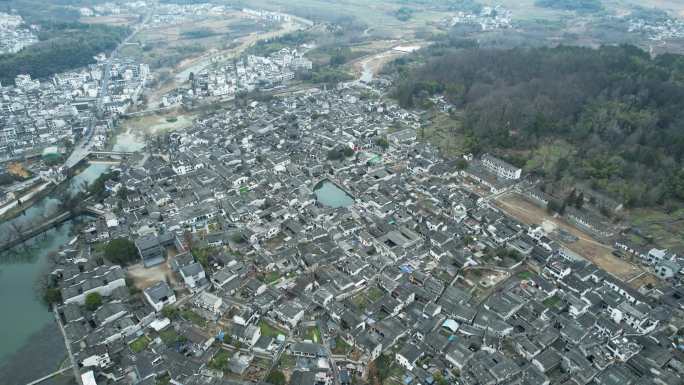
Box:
[48,79,684,385]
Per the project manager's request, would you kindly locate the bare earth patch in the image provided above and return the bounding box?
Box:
[120,111,196,137]
[137,17,302,108]
[494,193,642,281]
[350,48,408,80]
[80,15,138,26]
[7,162,30,178]
[127,262,176,290]
[628,272,663,291]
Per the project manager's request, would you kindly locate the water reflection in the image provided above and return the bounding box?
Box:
[68,163,111,195]
[0,127,144,380]
[314,180,354,208]
[0,222,72,364]
[0,197,61,244]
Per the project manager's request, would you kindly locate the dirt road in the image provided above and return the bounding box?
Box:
[145,17,307,108]
[349,45,420,83]
[494,193,642,282]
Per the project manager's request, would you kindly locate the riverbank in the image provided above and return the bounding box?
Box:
[0,321,68,385]
[0,180,56,222]
[0,159,99,223]
[0,123,143,382]
[0,222,73,376]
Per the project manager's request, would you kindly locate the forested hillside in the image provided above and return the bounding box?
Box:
[1,0,83,23]
[0,22,128,85]
[392,44,684,208]
[0,0,128,85]
[534,0,604,13]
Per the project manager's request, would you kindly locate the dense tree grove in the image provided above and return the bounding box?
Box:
[535,0,604,13]
[394,7,414,21]
[0,22,128,85]
[104,239,140,266]
[247,30,319,57]
[85,292,103,311]
[88,171,121,200]
[265,370,286,385]
[43,288,62,305]
[393,44,684,207]
[2,0,82,24]
[181,28,217,39]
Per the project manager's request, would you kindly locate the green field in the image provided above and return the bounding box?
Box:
[278,354,297,369]
[543,295,562,308]
[247,0,447,38]
[367,286,385,302]
[129,335,150,353]
[304,326,322,343]
[516,271,535,280]
[259,320,287,338]
[208,349,232,371]
[421,111,467,158]
[180,309,207,327]
[628,208,684,253]
[351,293,371,311]
[260,271,282,284]
[159,328,185,347]
[331,336,352,355]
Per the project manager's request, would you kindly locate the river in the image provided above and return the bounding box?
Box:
[0,130,145,384]
[0,223,73,385]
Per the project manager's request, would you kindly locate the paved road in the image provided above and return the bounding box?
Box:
[52,304,82,385]
[98,7,154,108]
[319,321,341,385]
[66,8,154,168]
[25,365,73,385]
[0,180,52,216]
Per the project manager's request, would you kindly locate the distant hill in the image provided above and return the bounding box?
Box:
[391,44,684,208]
[0,22,128,85]
[0,1,129,84]
[535,0,604,13]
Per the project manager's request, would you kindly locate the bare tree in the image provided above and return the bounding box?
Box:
[7,221,24,243]
[46,251,61,265]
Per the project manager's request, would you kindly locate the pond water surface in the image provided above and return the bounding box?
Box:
[314,180,354,208]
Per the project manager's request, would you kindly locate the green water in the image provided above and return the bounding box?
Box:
[0,223,72,365]
[0,196,61,243]
[0,163,110,373]
[0,164,109,244]
[0,130,141,380]
[314,180,354,208]
[68,163,111,195]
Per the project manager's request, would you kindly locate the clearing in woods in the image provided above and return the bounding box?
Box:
[80,15,138,26]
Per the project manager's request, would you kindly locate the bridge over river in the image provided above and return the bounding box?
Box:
[65,150,136,169]
[0,205,105,251]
